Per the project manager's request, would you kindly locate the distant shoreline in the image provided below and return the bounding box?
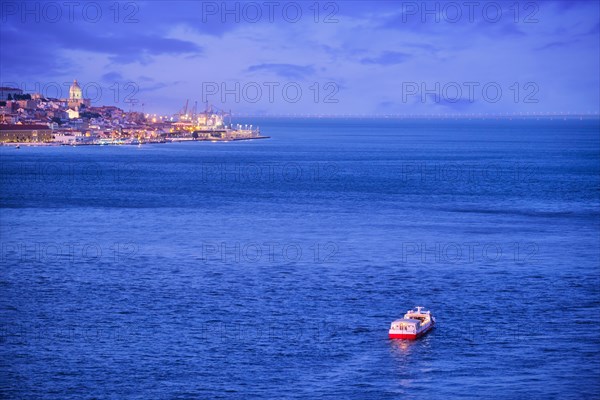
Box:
[0,136,271,147]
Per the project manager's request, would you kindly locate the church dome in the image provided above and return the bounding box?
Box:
[69,80,82,100]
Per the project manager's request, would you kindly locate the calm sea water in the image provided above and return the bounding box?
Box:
[1,118,599,399]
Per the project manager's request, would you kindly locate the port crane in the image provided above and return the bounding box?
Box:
[177,99,189,120]
[174,100,233,127]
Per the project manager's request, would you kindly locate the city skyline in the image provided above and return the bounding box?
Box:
[1,1,599,115]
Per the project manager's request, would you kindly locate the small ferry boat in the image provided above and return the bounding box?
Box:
[389,306,436,340]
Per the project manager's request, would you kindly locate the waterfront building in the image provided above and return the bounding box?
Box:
[0,114,19,124]
[0,87,23,100]
[52,132,78,145]
[0,124,53,143]
[66,80,91,110]
[15,99,36,110]
[66,109,80,119]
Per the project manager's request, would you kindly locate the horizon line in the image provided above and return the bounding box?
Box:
[226,113,600,119]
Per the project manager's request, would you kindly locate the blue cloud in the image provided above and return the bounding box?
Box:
[102,72,123,81]
[0,12,202,68]
[246,64,315,79]
[433,97,476,111]
[69,33,202,64]
[360,52,411,66]
[536,40,581,51]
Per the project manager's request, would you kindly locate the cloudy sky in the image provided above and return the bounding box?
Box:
[1,0,598,115]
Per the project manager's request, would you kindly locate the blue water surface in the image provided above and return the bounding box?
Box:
[1,118,599,399]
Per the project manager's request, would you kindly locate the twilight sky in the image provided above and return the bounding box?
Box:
[1,0,599,116]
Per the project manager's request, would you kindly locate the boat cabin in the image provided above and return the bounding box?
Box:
[390,318,421,333]
[404,307,432,324]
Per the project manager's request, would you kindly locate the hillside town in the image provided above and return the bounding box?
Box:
[0,81,266,145]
